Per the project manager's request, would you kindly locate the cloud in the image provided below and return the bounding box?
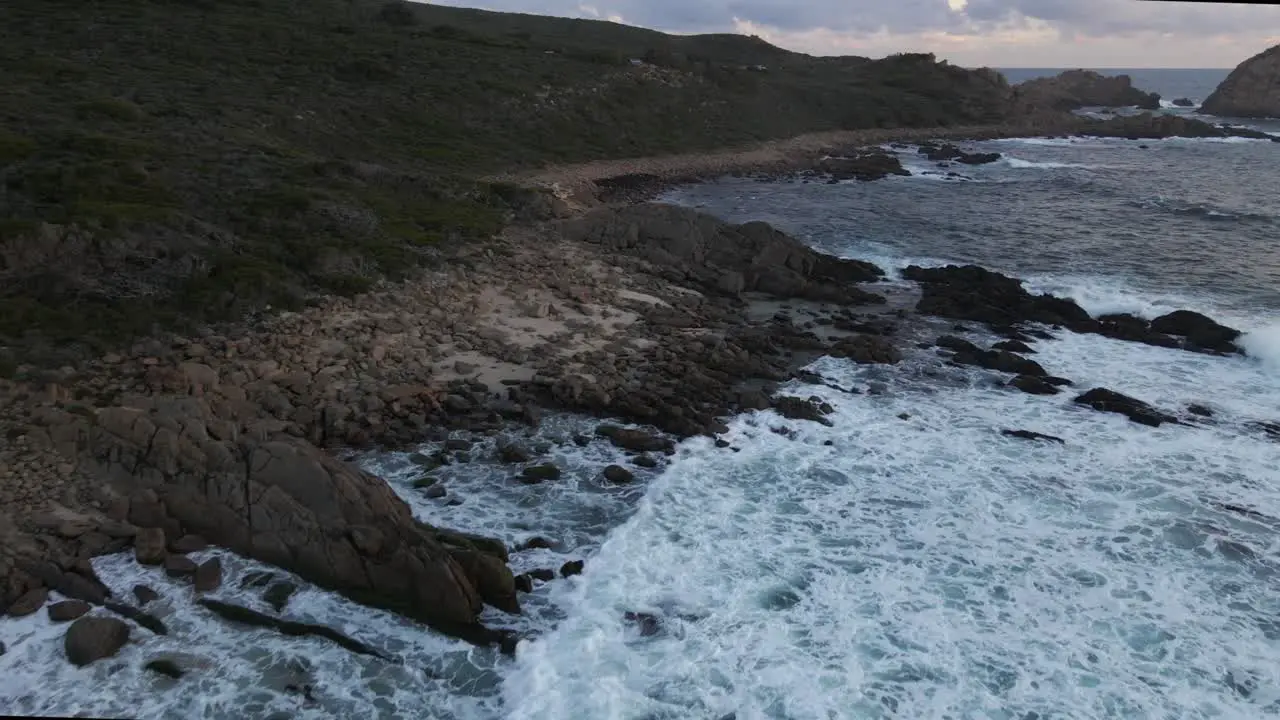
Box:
[426,0,1280,67]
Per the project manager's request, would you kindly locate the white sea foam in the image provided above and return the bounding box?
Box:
[1241,323,1280,374]
[1002,156,1095,170]
[503,325,1280,720]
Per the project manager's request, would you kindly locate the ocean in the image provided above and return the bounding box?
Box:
[3,70,1280,720]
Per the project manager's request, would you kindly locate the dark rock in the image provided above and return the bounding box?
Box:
[1015,69,1161,112]
[1187,404,1215,417]
[1149,310,1242,354]
[263,581,298,613]
[1074,388,1179,427]
[48,600,92,623]
[828,334,902,364]
[445,548,520,614]
[1002,429,1065,444]
[772,396,835,427]
[993,339,1035,354]
[145,659,185,679]
[424,484,447,499]
[1009,375,1061,395]
[1250,421,1280,441]
[164,555,197,579]
[133,585,160,605]
[952,349,1047,376]
[520,463,562,483]
[515,537,555,552]
[623,611,662,637]
[6,588,48,617]
[560,560,585,578]
[194,557,223,592]
[603,465,635,483]
[513,574,533,593]
[527,568,556,582]
[103,601,169,635]
[197,598,391,660]
[1042,376,1074,387]
[64,616,131,666]
[955,152,1001,165]
[632,454,659,469]
[905,264,1091,330]
[817,151,911,182]
[444,439,473,452]
[1172,97,1195,107]
[936,335,981,353]
[169,534,208,554]
[595,425,673,453]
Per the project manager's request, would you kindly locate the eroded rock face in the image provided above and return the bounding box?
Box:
[1202,45,1280,118]
[561,203,886,306]
[68,397,508,636]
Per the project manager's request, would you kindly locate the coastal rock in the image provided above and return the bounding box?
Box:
[918,143,1001,165]
[772,396,835,427]
[1002,429,1065,444]
[1015,69,1161,112]
[48,600,92,622]
[562,204,886,306]
[6,588,48,617]
[817,151,911,181]
[1202,44,1280,118]
[595,425,673,453]
[164,555,197,579]
[1172,97,1195,108]
[193,557,223,592]
[1149,310,1242,354]
[519,463,562,483]
[64,615,131,666]
[79,398,509,643]
[560,560,585,578]
[603,465,635,483]
[1009,375,1061,395]
[197,598,391,660]
[952,349,1046,377]
[1076,112,1278,143]
[133,585,159,605]
[263,581,298,612]
[1074,388,1179,427]
[904,264,1091,329]
[134,527,168,566]
[145,659,185,679]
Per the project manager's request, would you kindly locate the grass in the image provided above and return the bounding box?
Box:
[0,0,1019,366]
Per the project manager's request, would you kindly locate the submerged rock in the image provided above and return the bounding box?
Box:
[772,396,835,427]
[1074,388,1180,427]
[145,658,185,680]
[197,599,392,661]
[602,465,635,484]
[1001,429,1065,444]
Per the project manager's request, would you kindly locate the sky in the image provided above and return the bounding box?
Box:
[429,0,1280,68]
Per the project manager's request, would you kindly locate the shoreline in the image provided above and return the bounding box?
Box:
[0,115,1259,679]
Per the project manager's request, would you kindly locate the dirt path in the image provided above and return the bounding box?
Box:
[491,119,1077,205]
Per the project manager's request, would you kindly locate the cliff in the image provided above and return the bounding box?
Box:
[1202,44,1280,118]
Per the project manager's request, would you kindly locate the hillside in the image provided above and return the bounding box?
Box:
[0,0,1020,367]
[1202,44,1280,118]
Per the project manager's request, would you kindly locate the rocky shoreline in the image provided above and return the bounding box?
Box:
[0,117,1263,686]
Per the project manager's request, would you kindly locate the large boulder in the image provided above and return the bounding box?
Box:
[562,204,886,306]
[1202,44,1280,118]
[64,615,131,666]
[68,395,513,643]
[903,264,1092,328]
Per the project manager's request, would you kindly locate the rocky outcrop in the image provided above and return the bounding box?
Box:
[1076,112,1280,142]
[1015,70,1161,112]
[1171,98,1195,108]
[816,151,910,181]
[904,264,1245,355]
[1074,388,1180,427]
[561,203,886,306]
[1202,45,1280,118]
[917,143,1001,165]
[27,394,516,645]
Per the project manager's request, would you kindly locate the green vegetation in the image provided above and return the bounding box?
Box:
[0,0,1016,365]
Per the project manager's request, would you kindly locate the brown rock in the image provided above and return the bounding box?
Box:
[560,560,585,578]
[164,555,197,578]
[603,465,635,484]
[194,557,223,592]
[1202,44,1280,118]
[134,527,167,566]
[6,588,49,617]
[447,549,520,614]
[48,600,92,622]
[64,615,130,666]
